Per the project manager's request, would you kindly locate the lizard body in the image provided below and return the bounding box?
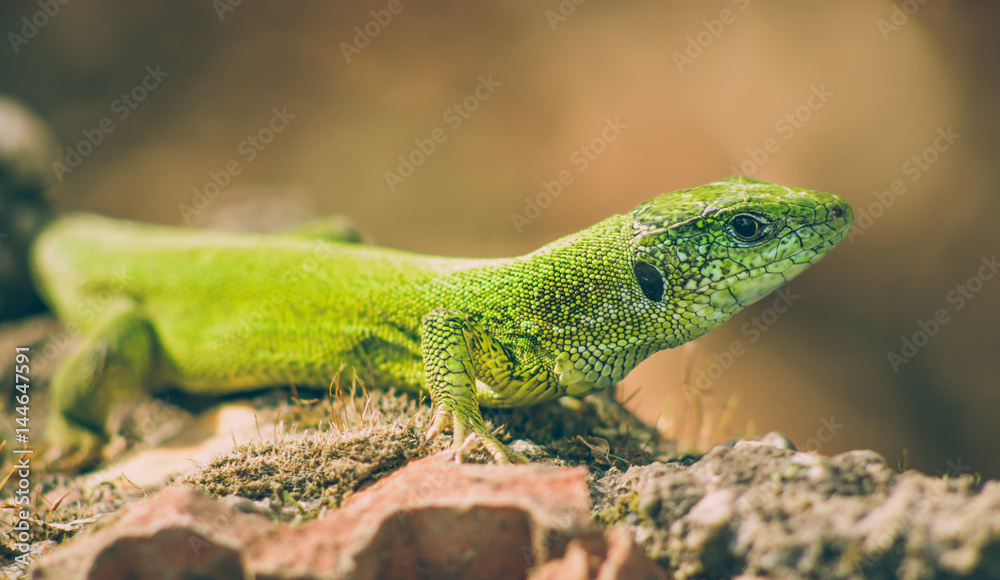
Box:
[30,177,852,464]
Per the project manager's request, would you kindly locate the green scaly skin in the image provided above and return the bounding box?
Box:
[30,177,852,466]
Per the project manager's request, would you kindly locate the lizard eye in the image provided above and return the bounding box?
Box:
[730,214,765,242]
[633,261,664,302]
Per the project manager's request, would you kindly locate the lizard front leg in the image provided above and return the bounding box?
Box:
[420,309,527,463]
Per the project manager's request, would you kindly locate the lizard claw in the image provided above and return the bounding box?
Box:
[424,407,452,443]
[424,404,526,464]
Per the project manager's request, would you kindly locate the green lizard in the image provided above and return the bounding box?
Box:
[30,177,851,466]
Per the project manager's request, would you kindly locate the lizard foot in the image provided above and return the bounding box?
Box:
[426,406,527,464]
[40,418,103,474]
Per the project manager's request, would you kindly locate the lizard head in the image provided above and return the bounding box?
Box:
[628,176,852,344]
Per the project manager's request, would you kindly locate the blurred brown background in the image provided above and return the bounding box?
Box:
[2,1,998,477]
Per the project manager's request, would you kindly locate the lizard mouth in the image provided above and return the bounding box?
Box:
[783,220,851,263]
[689,217,852,305]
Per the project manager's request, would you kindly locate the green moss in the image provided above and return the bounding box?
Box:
[182,387,675,520]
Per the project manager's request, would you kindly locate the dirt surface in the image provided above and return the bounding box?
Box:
[3,318,1000,578]
[0,318,1000,579]
[28,456,669,580]
[4,388,1000,577]
[594,441,998,579]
